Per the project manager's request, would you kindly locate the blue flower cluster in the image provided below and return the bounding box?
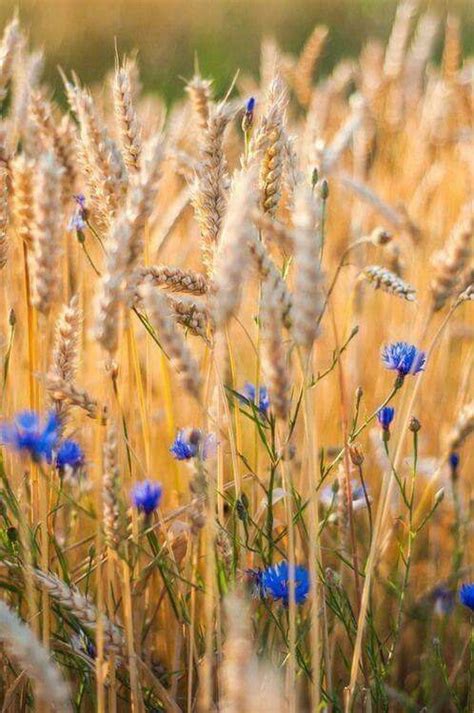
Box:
[237,382,270,416]
[170,429,216,461]
[0,410,84,475]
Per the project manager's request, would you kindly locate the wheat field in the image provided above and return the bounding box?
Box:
[0,2,473,712]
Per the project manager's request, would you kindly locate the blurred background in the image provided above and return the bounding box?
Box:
[0,0,472,104]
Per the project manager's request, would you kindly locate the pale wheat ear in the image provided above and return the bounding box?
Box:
[31,151,63,315]
[103,419,122,552]
[31,568,125,656]
[0,14,21,102]
[49,296,82,427]
[292,183,324,348]
[0,146,8,269]
[140,282,202,399]
[185,70,213,132]
[447,402,474,452]
[430,203,473,312]
[212,167,256,329]
[361,265,417,302]
[261,279,290,421]
[0,600,73,712]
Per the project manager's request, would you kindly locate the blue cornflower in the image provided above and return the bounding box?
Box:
[377,406,395,430]
[0,411,59,462]
[261,561,310,606]
[170,428,217,461]
[67,194,88,232]
[449,452,460,471]
[246,97,256,113]
[56,440,85,473]
[242,97,256,132]
[459,583,474,611]
[131,480,163,515]
[238,382,270,416]
[381,342,426,377]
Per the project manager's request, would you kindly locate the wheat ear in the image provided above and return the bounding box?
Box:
[0,15,20,102]
[113,58,142,173]
[362,265,416,301]
[141,282,201,399]
[212,168,256,328]
[430,204,473,311]
[103,420,122,552]
[31,152,63,314]
[32,568,124,656]
[0,600,72,712]
[447,402,474,452]
[292,184,324,348]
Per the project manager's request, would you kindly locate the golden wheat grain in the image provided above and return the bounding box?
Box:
[114,58,142,173]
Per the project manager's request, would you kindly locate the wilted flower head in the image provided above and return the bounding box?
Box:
[381,342,426,377]
[433,586,455,617]
[71,630,97,659]
[67,193,87,232]
[0,411,59,462]
[131,480,162,515]
[459,583,474,611]
[238,382,270,416]
[377,406,395,430]
[261,561,310,606]
[170,428,217,461]
[320,479,369,513]
[56,440,85,476]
